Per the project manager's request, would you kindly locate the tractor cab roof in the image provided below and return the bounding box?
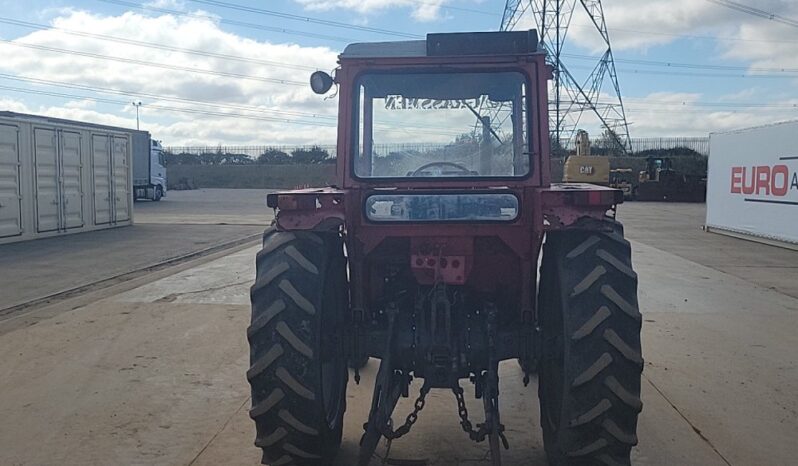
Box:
[340,30,542,60]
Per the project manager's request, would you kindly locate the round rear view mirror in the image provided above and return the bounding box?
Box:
[310,71,334,95]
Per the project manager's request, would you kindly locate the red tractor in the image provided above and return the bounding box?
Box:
[247,30,642,466]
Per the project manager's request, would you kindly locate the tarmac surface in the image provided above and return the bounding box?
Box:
[0,189,270,312]
[1,190,797,466]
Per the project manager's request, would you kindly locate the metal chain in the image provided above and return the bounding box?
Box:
[379,383,430,440]
[453,385,484,442]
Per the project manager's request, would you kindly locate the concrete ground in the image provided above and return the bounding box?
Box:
[618,202,798,298]
[135,189,274,226]
[1,191,797,466]
[0,189,271,312]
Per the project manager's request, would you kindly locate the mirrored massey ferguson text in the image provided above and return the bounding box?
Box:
[354,71,530,178]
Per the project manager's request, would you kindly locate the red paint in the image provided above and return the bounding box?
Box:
[730,165,792,197]
[731,167,743,194]
[756,166,771,195]
[741,167,756,195]
[772,165,790,196]
[268,42,624,315]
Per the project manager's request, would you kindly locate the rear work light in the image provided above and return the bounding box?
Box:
[426,30,539,57]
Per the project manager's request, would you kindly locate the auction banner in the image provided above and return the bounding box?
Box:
[708,121,798,245]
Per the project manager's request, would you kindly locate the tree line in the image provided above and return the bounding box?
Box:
[163,146,334,166]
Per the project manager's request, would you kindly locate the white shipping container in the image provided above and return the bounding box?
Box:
[707,121,798,248]
[0,112,137,245]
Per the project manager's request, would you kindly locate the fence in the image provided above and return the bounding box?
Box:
[164,145,338,158]
[166,137,711,159]
[559,136,710,156]
[628,137,710,156]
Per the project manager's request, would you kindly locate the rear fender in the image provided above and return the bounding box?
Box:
[539,183,624,231]
[267,188,346,231]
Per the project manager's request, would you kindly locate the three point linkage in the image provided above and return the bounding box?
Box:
[359,303,508,465]
[358,366,510,466]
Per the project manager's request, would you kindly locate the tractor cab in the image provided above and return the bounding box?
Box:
[324,30,547,190]
[641,156,674,183]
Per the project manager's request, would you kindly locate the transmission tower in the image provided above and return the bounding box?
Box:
[502,0,632,153]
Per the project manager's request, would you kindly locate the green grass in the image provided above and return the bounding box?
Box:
[167,164,336,189]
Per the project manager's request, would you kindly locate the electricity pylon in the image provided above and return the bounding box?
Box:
[502,0,632,153]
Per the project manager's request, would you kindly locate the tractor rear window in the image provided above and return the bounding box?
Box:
[353,71,530,179]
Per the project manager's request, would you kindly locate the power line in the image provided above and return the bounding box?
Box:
[0,84,336,126]
[615,67,798,79]
[0,73,337,121]
[0,78,468,136]
[706,0,798,29]
[0,72,475,135]
[9,13,794,80]
[418,0,501,18]
[404,0,499,17]
[0,17,324,72]
[9,70,792,127]
[625,107,798,116]
[570,23,798,45]
[564,52,798,74]
[0,39,306,86]
[278,0,500,18]
[623,98,798,109]
[96,0,355,43]
[568,63,798,79]
[2,83,467,136]
[5,73,793,130]
[163,0,421,38]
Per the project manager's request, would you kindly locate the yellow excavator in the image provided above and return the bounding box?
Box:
[562,131,638,200]
[562,130,610,185]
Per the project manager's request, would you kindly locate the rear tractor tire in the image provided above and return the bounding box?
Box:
[247,227,349,465]
[538,221,643,466]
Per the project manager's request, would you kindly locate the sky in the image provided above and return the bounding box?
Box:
[0,0,797,146]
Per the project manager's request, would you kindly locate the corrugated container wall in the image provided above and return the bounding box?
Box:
[0,112,136,244]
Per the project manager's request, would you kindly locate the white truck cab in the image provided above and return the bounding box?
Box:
[149,140,167,201]
[132,132,167,201]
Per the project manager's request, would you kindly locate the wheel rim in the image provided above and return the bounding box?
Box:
[321,350,346,429]
[319,248,347,430]
[539,243,566,439]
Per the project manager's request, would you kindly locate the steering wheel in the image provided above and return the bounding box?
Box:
[411,161,473,177]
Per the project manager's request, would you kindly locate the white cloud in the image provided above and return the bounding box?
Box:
[0,10,340,145]
[0,97,31,113]
[63,99,97,109]
[569,0,727,51]
[621,91,798,137]
[294,0,448,22]
[515,0,798,71]
[507,1,798,137]
[143,0,187,10]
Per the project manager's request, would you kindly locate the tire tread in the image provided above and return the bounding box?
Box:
[248,227,347,465]
[539,220,643,466]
